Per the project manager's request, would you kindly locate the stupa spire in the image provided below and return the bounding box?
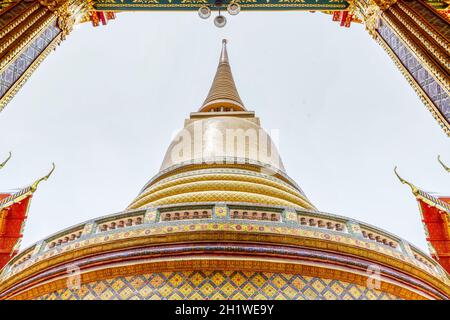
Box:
[219,38,229,64]
[199,39,245,112]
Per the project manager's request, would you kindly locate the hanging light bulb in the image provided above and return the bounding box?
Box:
[227,1,240,15]
[214,14,227,28]
[198,6,211,19]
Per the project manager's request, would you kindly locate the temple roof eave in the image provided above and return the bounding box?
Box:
[394,166,450,214]
[0,163,55,211]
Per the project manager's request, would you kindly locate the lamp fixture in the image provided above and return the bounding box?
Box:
[227,2,240,15]
[214,14,227,28]
[198,0,241,28]
[198,6,211,19]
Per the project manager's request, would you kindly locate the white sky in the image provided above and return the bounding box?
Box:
[0,11,449,252]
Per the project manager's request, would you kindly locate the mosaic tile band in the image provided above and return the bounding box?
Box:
[0,22,60,97]
[37,271,401,300]
[378,16,449,122]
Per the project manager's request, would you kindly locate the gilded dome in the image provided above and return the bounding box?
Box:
[160,39,284,173]
[159,116,286,172]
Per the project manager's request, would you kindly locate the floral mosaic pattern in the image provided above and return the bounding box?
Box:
[37,271,400,300]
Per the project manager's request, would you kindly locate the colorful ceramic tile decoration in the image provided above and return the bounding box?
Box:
[37,272,400,300]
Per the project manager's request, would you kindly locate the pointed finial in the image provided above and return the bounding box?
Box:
[220,39,229,64]
[31,163,55,192]
[437,155,450,173]
[394,166,418,194]
[0,152,12,170]
[199,39,245,112]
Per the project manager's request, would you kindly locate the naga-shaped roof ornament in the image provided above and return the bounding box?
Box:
[0,163,55,210]
[438,155,450,173]
[394,165,450,213]
[394,166,419,195]
[0,152,12,170]
[31,163,55,192]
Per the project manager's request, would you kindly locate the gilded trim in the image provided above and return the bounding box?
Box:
[0,2,41,39]
[130,173,314,210]
[0,6,49,54]
[0,24,62,112]
[376,25,450,135]
[94,3,349,10]
[389,5,449,73]
[382,12,449,92]
[135,190,309,209]
[397,1,449,54]
[143,161,304,195]
[0,11,56,73]
[0,0,20,15]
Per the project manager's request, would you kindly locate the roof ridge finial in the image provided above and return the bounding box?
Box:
[30,163,55,192]
[437,155,450,173]
[0,152,12,170]
[394,166,418,195]
[220,39,229,64]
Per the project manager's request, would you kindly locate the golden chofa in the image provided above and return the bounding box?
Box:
[0,41,449,300]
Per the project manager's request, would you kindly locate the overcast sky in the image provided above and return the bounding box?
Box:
[0,11,448,252]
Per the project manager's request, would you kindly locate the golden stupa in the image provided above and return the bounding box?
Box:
[0,40,449,300]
